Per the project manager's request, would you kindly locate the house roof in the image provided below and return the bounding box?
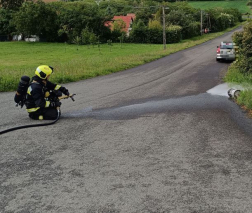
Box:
[105,15,134,33]
[113,16,133,32]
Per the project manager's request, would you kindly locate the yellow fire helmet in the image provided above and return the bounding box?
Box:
[35,65,54,79]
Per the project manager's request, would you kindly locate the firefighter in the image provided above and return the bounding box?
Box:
[25,65,70,120]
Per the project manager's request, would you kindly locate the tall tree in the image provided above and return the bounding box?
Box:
[0,8,15,35]
[56,1,110,42]
[13,0,59,41]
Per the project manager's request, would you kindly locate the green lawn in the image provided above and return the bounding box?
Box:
[0,23,243,92]
[188,1,251,14]
[0,42,179,91]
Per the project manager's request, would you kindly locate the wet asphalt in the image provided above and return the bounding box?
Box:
[1,26,252,213]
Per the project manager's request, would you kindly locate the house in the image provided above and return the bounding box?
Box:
[105,14,136,36]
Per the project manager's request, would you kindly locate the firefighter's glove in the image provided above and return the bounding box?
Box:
[50,101,61,108]
[60,87,70,96]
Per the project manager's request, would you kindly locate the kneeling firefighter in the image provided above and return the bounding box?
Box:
[24,65,70,120]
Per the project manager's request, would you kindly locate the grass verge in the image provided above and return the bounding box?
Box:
[224,63,252,111]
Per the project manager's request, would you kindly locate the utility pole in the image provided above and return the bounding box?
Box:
[162,6,166,50]
[200,10,203,36]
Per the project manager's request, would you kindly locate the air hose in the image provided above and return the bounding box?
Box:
[0,109,61,135]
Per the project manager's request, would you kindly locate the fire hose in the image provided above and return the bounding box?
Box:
[0,94,75,135]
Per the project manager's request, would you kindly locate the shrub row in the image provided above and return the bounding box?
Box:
[0,1,242,44]
[232,20,252,74]
[129,24,182,44]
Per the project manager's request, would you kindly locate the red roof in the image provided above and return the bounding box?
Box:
[113,16,133,32]
[104,14,135,34]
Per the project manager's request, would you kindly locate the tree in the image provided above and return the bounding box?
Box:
[0,8,15,36]
[0,0,25,10]
[135,9,153,26]
[99,0,134,16]
[81,27,91,45]
[166,10,196,39]
[232,21,252,74]
[129,19,147,43]
[81,27,98,47]
[90,33,98,46]
[72,36,81,50]
[13,0,58,41]
[56,1,110,43]
[148,19,162,30]
[112,19,126,32]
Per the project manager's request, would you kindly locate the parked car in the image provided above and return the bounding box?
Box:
[216,42,236,61]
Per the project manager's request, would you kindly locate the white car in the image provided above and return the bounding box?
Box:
[216,42,236,61]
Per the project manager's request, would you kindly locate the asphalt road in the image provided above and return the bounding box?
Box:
[1,27,252,213]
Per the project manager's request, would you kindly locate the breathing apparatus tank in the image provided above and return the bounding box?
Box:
[14,76,30,108]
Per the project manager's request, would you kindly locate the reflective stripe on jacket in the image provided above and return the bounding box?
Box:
[25,76,61,113]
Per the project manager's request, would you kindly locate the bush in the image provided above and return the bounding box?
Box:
[247,1,252,6]
[166,10,196,39]
[129,19,148,43]
[216,13,234,31]
[225,8,242,23]
[166,25,182,43]
[185,21,201,38]
[147,28,162,44]
[81,27,98,45]
[206,8,240,32]
[148,19,162,30]
[130,23,182,44]
[232,21,252,74]
[13,0,59,41]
